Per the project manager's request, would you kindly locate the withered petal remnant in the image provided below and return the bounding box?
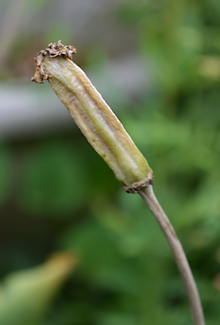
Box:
[31,40,76,83]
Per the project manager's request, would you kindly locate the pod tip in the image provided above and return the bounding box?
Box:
[31,40,76,83]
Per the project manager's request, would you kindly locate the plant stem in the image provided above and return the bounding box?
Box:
[139,185,205,325]
[31,41,205,325]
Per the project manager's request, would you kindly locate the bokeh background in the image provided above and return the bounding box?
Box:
[0,0,220,324]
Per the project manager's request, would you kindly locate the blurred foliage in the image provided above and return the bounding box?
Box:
[0,252,77,325]
[0,145,10,206]
[0,0,220,324]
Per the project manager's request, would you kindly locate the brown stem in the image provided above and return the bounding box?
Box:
[139,185,205,325]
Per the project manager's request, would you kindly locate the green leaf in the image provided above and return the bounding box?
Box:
[0,252,77,325]
[18,140,88,217]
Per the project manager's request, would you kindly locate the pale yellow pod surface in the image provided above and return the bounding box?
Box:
[32,42,152,191]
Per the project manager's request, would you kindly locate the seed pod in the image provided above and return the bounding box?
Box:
[32,41,153,193]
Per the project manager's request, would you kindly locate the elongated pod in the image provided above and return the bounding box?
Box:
[32,41,153,192]
[32,41,205,325]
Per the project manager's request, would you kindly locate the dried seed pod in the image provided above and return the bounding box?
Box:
[32,41,153,192]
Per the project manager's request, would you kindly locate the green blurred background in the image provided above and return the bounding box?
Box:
[0,0,220,324]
